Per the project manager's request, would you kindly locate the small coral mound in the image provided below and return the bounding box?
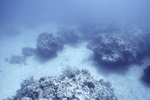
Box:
[36,33,63,58]
[142,65,150,84]
[6,69,117,100]
[8,55,26,65]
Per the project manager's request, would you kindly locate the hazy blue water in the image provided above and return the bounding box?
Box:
[0,0,150,100]
[0,0,150,29]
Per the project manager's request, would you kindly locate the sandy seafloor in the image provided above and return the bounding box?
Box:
[0,24,150,100]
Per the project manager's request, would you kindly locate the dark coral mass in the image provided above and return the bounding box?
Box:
[142,65,150,84]
[87,24,150,66]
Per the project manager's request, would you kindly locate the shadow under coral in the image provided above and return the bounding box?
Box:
[34,50,57,64]
[92,55,144,76]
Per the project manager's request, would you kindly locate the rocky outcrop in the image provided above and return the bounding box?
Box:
[5,68,117,100]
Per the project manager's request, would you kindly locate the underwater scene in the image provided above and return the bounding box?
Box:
[0,0,150,100]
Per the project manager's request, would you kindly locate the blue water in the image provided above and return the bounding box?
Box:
[0,0,150,100]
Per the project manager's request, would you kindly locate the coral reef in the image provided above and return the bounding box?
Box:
[22,47,36,57]
[142,65,150,84]
[87,24,150,65]
[36,33,63,58]
[5,69,117,100]
[87,34,138,65]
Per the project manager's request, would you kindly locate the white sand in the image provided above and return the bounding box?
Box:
[0,24,150,100]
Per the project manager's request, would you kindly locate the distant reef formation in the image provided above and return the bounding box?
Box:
[6,23,150,66]
[5,68,117,100]
[86,24,150,66]
[6,47,36,66]
[36,33,64,58]
[6,55,27,66]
